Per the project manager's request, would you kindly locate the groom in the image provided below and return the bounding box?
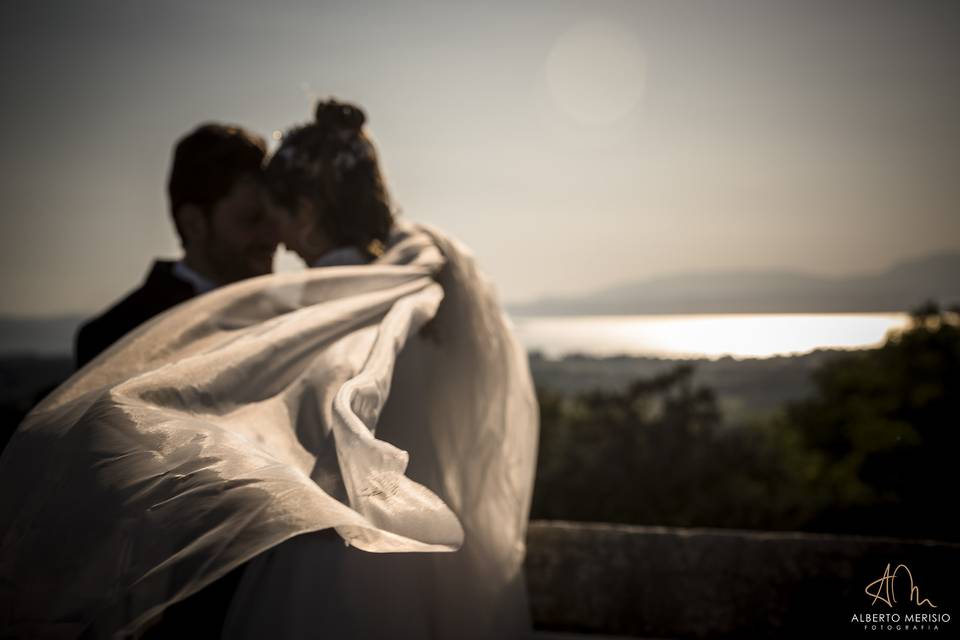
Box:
[74,123,274,638]
[74,123,278,369]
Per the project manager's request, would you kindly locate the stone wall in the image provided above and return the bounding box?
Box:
[524,520,960,638]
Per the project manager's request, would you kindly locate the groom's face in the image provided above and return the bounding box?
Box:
[202,177,278,282]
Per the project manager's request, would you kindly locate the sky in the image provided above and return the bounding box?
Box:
[1,0,958,316]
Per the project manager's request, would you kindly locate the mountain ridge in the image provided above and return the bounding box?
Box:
[506,250,960,316]
[1,250,958,354]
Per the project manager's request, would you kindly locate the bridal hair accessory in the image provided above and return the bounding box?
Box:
[273,98,374,183]
[274,137,373,184]
[330,136,373,177]
[366,237,386,258]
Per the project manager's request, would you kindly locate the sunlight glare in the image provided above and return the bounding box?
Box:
[545,19,647,126]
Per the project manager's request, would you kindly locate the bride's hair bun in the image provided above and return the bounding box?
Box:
[314,99,366,133]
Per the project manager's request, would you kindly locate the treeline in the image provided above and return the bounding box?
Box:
[530,301,960,542]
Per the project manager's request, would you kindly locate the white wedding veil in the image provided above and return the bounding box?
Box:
[0,218,539,639]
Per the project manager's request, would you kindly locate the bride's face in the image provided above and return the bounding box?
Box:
[263,193,334,265]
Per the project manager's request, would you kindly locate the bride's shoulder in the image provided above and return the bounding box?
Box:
[391,218,461,256]
[384,218,447,260]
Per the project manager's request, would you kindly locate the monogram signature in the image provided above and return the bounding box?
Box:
[865,563,937,609]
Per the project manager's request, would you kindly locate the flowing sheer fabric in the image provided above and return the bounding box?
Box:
[0,219,539,639]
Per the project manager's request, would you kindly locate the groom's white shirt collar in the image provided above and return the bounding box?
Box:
[172,259,219,295]
[310,246,371,268]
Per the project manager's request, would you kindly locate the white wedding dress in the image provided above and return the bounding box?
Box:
[0,219,539,639]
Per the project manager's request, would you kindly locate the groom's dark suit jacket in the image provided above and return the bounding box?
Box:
[74,259,196,369]
[74,259,248,637]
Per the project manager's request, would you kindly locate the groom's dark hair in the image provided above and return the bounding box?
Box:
[167,123,267,246]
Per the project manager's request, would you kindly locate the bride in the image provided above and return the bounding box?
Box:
[0,99,540,639]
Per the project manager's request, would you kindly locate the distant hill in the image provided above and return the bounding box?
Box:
[0,315,84,356]
[1,251,958,355]
[506,250,960,316]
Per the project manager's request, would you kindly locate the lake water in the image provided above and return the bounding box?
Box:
[510,312,912,360]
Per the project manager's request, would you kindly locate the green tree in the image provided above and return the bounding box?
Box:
[782,300,960,541]
[530,299,959,541]
[531,364,819,530]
